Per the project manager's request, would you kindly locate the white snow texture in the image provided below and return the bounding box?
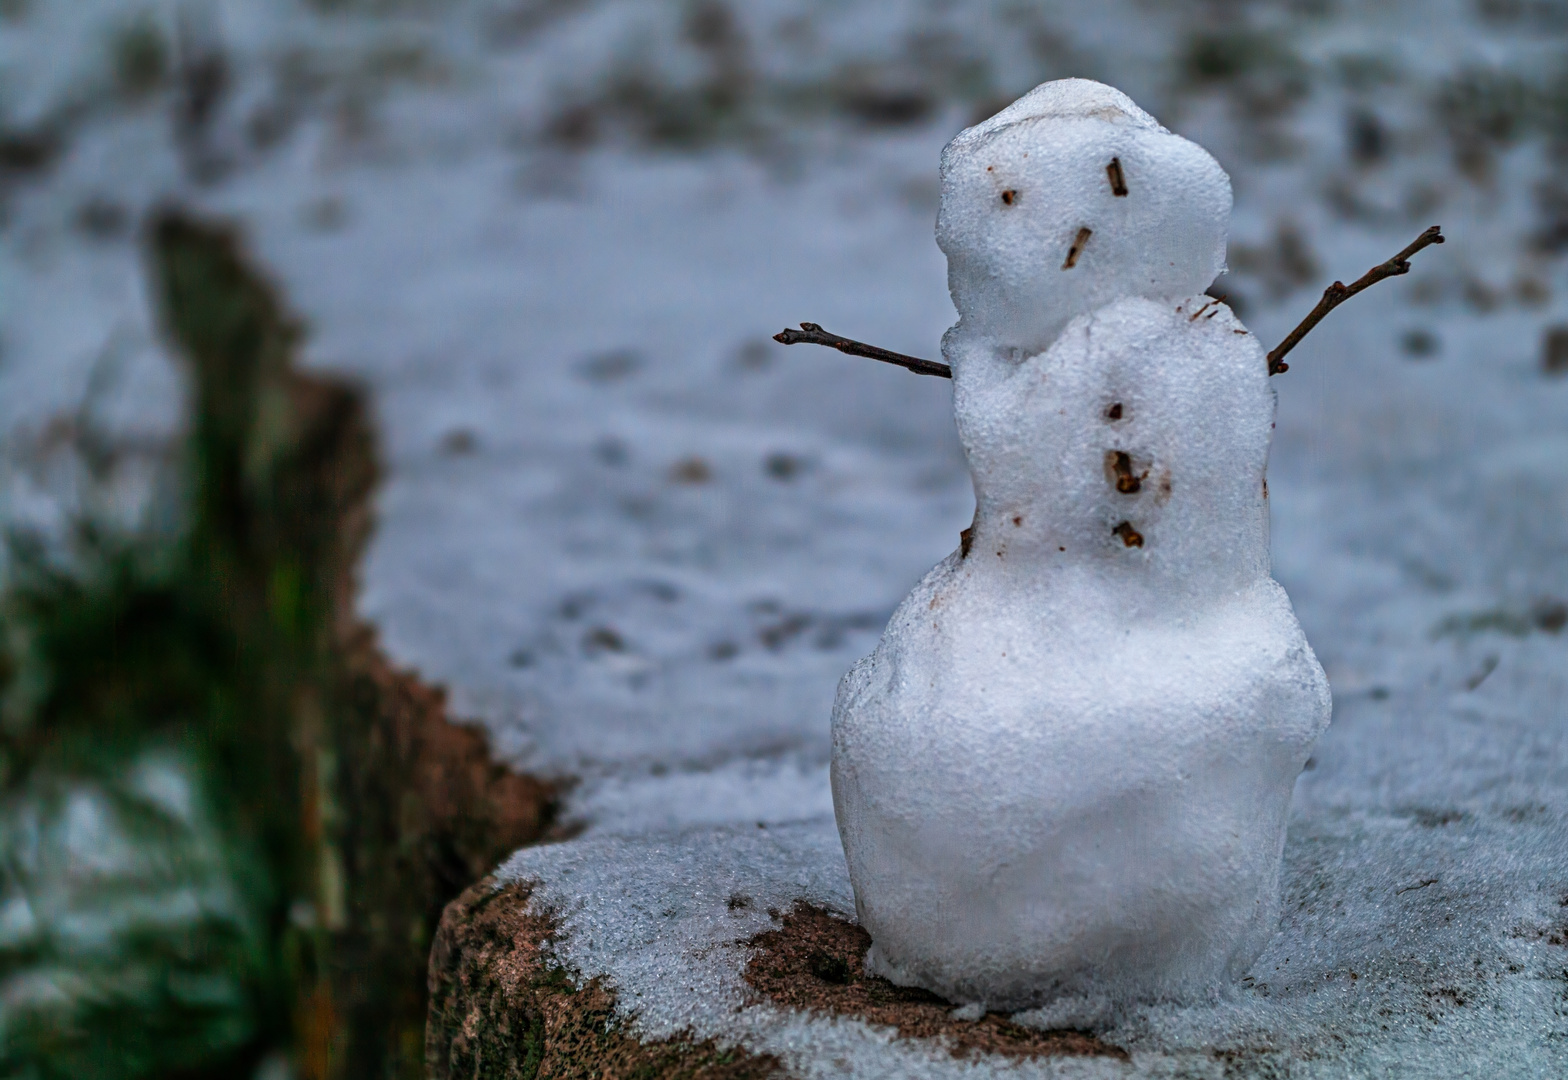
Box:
[832,80,1332,1009]
[7,3,1568,1073]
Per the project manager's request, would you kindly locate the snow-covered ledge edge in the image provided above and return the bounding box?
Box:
[427,803,1568,1078]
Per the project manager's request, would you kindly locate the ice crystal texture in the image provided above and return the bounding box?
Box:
[832,80,1332,1009]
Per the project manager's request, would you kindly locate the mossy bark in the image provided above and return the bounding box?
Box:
[426,889,1129,1075]
[153,212,563,1079]
[0,212,558,1079]
[426,878,781,1080]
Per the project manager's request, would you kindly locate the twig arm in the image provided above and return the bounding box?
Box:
[773,322,952,378]
[773,226,1444,382]
[1267,225,1445,375]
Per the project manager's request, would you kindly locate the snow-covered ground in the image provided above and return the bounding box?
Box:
[5,0,1568,1071]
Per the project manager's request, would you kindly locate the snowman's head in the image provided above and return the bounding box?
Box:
[938,79,1231,357]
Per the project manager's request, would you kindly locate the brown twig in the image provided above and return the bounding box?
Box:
[772,322,952,378]
[776,227,1444,382]
[1267,225,1445,376]
[1106,157,1128,197]
[1062,226,1093,270]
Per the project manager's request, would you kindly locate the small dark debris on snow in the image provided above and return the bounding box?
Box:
[1347,108,1389,165]
[1408,808,1466,828]
[577,348,643,382]
[1401,328,1439,357]
[302,195,349,232]
[76,196,129,238]
[837,86,935,128]
[0,128,58,174]
[1433,597,1568,639]
[1542,326,1568,374]
[764,452,804,480]
[111,16,169,99]
[1535,599,1568,632]
[594,436,629,466]
[812,612,881,652]
[440,428,478,455]
[582,626,626,655]
[1465,654,1499,691]
[758,612,811,651]
[672,456,713,483]
[545,103,599,149]
[1502,804,1546,823]
[734,339,772,370]
[1113,521,1144,548]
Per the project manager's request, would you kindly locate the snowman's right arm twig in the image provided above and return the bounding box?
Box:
[1266,225,1445,376]
[773,323,953,378]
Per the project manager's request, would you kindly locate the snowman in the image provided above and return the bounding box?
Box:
[827,79,1332,1010]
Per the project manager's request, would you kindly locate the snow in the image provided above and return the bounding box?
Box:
[499,821,1130,1080]
[3,0,1568,1072]
[230,140,970,778]
[499,789,1568,1075]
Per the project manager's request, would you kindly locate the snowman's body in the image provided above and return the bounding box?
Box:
[830,80,1330,1010]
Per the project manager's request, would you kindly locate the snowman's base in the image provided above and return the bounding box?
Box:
[427,809,1568,1078]
[743,900,1123,1061]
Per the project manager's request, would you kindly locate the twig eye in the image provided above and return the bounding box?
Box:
[1001,190,1016,205]
[1107,157,1128,196]
[1062,227,1093,270]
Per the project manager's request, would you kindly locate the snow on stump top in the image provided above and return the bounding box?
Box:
[432,803,1568,1078]
[831,78,1331,1011]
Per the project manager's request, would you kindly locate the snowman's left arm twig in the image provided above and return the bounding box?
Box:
[1266,225,1445,376]
[773,323,952,378]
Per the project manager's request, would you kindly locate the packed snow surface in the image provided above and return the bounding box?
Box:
[3,1,1568,1073]
[833,83,1330,1009]
[501,784,1568,1077]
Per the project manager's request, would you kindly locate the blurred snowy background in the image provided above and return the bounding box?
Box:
[4,0,1568,1072]
[7,0,1567,809]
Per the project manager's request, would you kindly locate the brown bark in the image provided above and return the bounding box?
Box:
[426,879,781,1080]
